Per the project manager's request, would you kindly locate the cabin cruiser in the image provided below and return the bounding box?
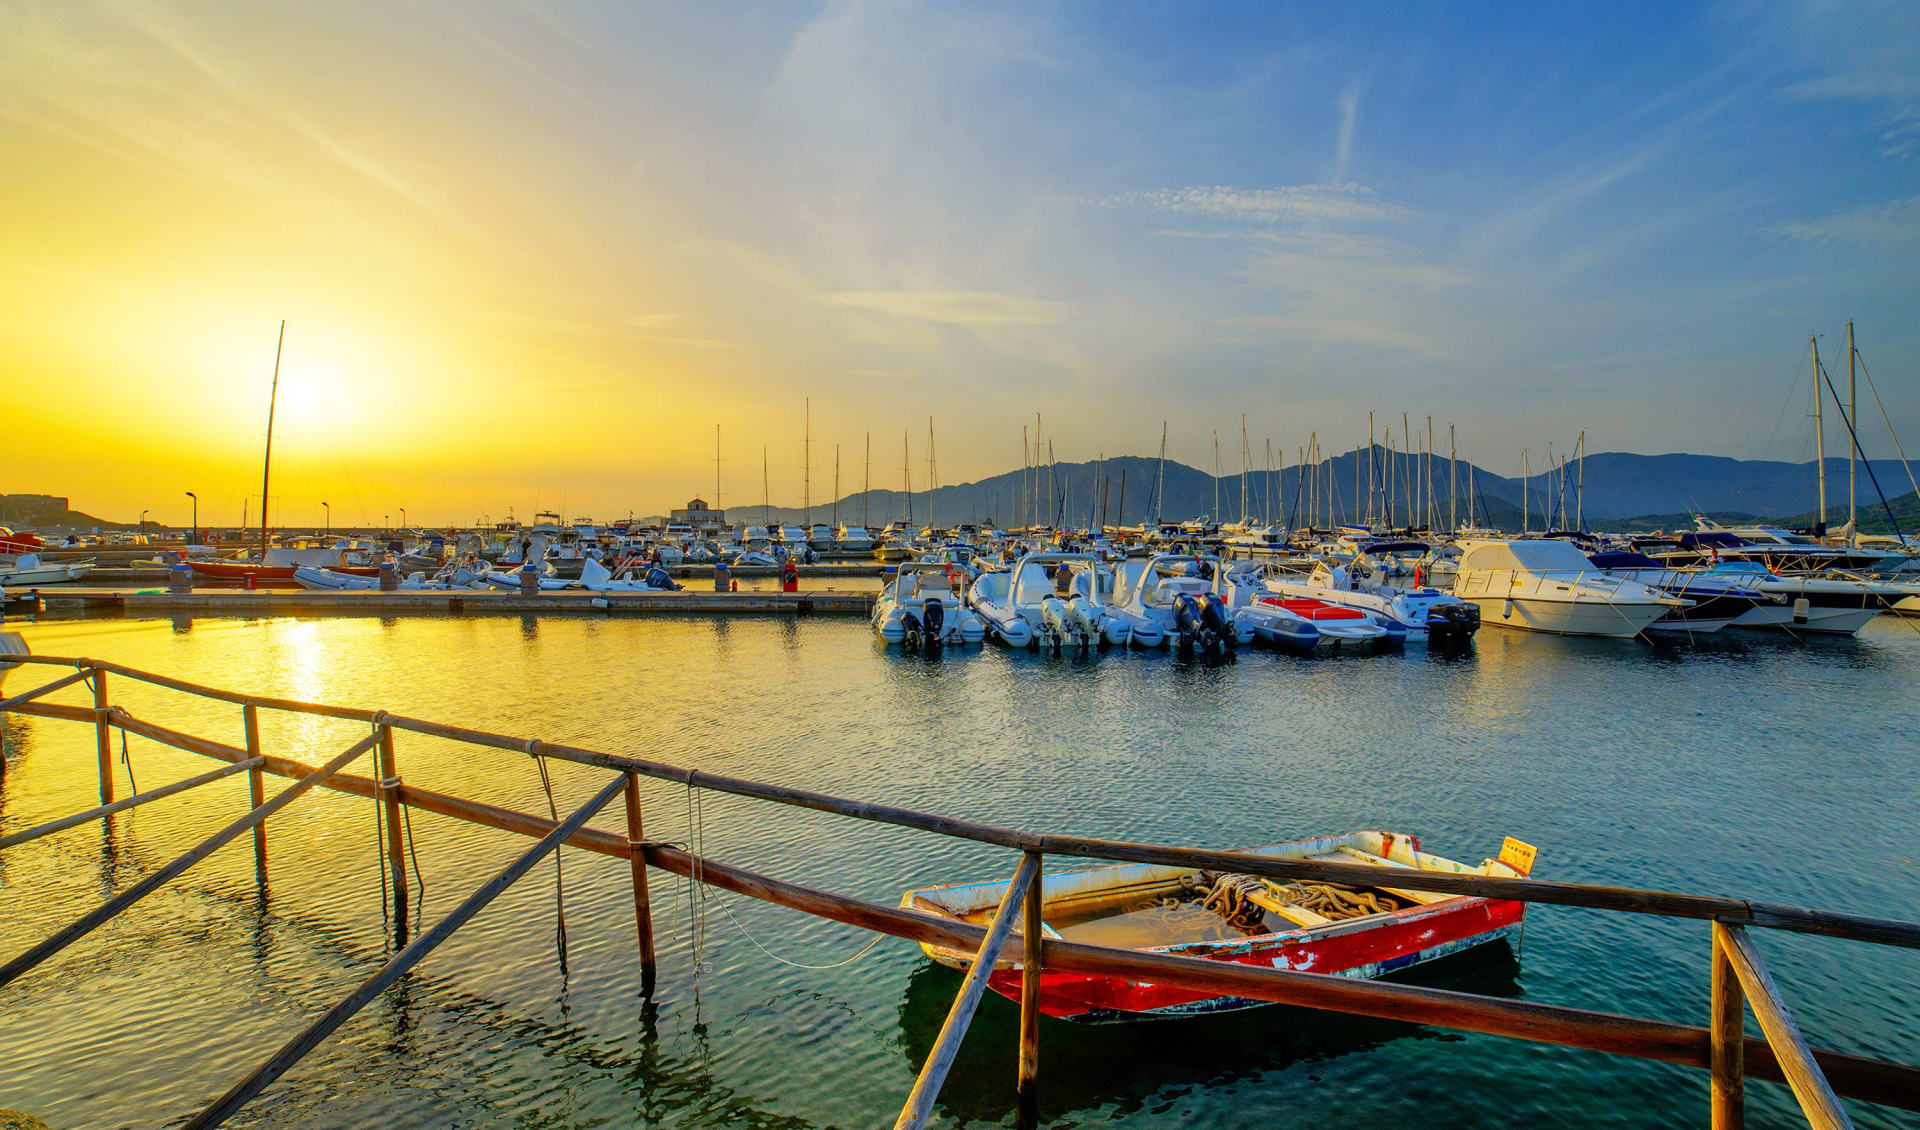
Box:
[1449,538,1686,638]
[1644,524,1905,574]
[1105,553,1252,654]
[807,523,836,549]
[1585,552,1776,634]
[874,523,919,563]
[873,561,986,649]
[968,552,1126,651]
[1256,545,1478,644]
[1685,562,1898,635]
[836,525,875,552]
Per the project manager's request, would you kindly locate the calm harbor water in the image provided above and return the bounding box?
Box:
[3,613,1918,1129]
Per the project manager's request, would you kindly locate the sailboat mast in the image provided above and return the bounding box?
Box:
[715,425,723,511]
[1848,320,1857,545]
[1367,412,1375,528]
[1021,426,1030,530]
[927,416,937,531]
[1239,415,1249,524]
[1812,334,1826,531]
[1425,415,1434,530]
[864,432,871,530]
[762,447,770,524]
[1576,430,1586,531]
[1522,449,1530,533]
[1212,431,1220,522]
[833,443,840,528]
[903,431,912,526]
[1154,422,1167,526]
[803,397,811,526]
[258,319,286,561]
[1448,424,1457,532]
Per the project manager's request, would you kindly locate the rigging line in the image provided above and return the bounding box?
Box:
[400,794,425,926]
[715,895,887,970]
[118,725,138,796]
[1758,349,1808,464]
[1855,350,1920,501]
[1818,359,1906,541]
[531,752,569,975]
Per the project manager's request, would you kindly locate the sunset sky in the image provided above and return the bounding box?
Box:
[4,1,1916,528]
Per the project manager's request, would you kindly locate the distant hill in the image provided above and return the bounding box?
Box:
[0,493,128,531]
[734,448,1917,531]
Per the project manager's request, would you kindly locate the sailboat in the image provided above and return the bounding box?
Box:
[191,324,379,586]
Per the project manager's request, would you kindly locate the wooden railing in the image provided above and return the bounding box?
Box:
[2,652,1916,1129]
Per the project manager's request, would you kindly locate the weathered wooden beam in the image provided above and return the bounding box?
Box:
[375,722,409,946]
[242,705,267,880]
[896,853,1039,1130]
[0,668,91,712]
[623,771,656,992]
[14,654,1920,948]
[1718,924,1855,1130]
[1018,850,1044,1109]
[0,733,378,990]
[0,757,264,850]
[91,668,113,805]
[1712,920,1745,1130]
[181,774,626,1130]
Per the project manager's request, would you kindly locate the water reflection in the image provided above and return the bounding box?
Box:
[896,946,1525,1126]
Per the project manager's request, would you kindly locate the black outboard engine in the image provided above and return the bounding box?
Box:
[900,609,924,651]
[1173,593,1222,656]
[921,598,946,653]
[646,564,682,591]
[1425,602,1480,647]
[1198,593,1237,657]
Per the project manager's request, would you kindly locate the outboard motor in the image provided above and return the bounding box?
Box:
[646,564,681,591]
[900,609,924,651]
[1425,601,1479,647]
[1198,593,1237,657]
[921,597,946,652]
[1174,593,1230,657]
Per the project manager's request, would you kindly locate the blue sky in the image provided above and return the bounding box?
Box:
[4,0,1916,518]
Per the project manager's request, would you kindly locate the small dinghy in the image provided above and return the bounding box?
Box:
[1256,596,1398,647]
[902,830,1535,1023]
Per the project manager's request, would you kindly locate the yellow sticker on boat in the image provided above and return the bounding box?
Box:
[1499,837,1538,875]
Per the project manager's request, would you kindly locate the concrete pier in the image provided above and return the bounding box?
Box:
[23,587,875,619]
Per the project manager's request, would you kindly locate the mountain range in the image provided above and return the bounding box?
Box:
[730,448,1918,533]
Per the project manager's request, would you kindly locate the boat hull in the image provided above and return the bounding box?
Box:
[1731,604,1879,635]
[984,901,1523,1022]
[1461,595,1671,638]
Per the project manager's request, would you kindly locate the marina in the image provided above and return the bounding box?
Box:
[3,614,1919,1128]
[8,4,1920,1127]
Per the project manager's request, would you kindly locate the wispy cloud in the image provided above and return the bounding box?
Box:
[818,291,1069,326]
[1767,193,1920,244]
[1332,78,1363,183]
[1078,183,1416,226]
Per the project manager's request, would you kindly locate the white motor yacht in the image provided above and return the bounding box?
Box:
[1449,538,1686,638]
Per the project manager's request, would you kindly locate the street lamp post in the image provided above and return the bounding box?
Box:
[185,492,197,546]
[400,507,407,529]
[321,501,330,538]
[139,509,149,537]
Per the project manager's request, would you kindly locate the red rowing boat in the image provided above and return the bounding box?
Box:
[189,559,381,586]
[902,830,1535,1022]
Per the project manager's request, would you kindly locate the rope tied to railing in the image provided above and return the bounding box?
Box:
[525,738,568,975]
[685,770,713,980]
[370,716,391,931]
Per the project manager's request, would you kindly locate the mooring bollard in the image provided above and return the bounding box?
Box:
[169,559,193,593]
[713,562,731,592]
[378,559,398,591]
[519,561,539,594]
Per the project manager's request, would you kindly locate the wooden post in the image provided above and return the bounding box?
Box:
[1711,920,1745,1130]
[243,704,267,880]
[1018,850,1043,1111]
[376,722,409,947]
[624,771,657,992]
[92,667,114,805]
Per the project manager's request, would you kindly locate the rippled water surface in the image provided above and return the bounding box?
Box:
[3,612,1918,1129]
